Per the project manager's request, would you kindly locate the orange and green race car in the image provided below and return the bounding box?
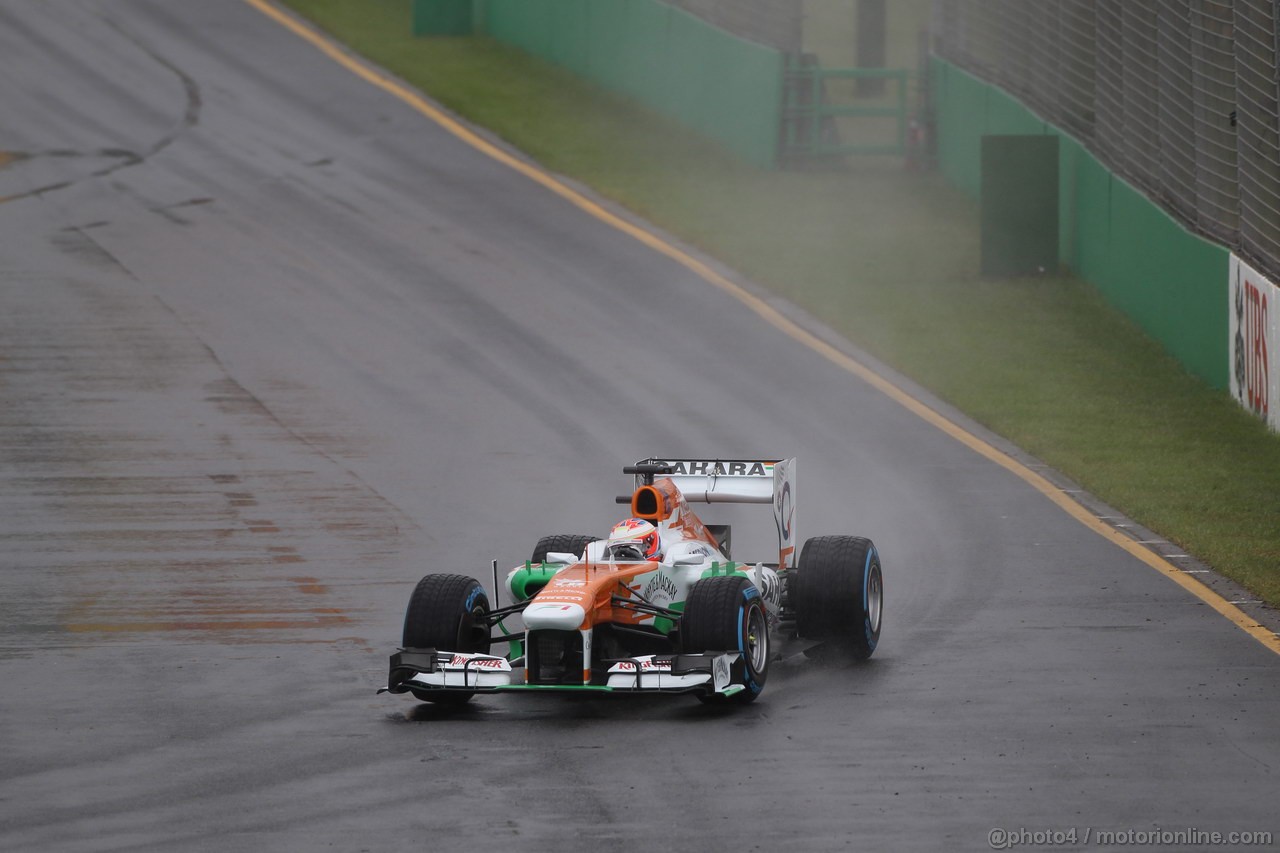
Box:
[380,458,882,706]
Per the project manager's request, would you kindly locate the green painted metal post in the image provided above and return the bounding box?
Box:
[783,56,796,154]
[896,69,907,151]
[855,0,887,96]
[810,66,822,155]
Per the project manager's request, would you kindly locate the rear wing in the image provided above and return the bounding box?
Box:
[626,458,797,568]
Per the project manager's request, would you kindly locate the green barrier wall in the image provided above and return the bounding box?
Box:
[478,0,783,168]
[413,0,473,35]
[931,58,1229,389]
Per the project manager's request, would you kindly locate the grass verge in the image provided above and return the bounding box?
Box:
[277,0,1280,607]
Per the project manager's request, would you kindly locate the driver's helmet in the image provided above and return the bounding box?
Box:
[607,517,661,561]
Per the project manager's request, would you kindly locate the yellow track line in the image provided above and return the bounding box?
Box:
[244,0,1280,658]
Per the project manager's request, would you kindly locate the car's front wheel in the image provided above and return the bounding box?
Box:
[402,573,491,704]
[681,575,770,704]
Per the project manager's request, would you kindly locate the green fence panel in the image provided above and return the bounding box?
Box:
[723,37,782,166]
[529,0,554,59]
[664,8,780,166]
[508,0,529,45]
[705,29,741,151]
[1057,133,1081,267]
[1070,143,1113,283]
[552,0,591,77]
[626,0,673,108]
[413,0,473,36]
[585,0,627,93]
[1173,244,1229,388]
[758,52,784,166]
[984,86,1047,137]
[931,55,1230,389]
[482,0,507,41]
[543,0,567,67]
[666,8,711,128]
[512,0,543,55]
[707,22,743,145]
[485,0,522,49]
[1107,181,1166,323]
[1109,180,1228,387]
[483,0,782,167]
[615,0,643,95]
[934,60,988,198]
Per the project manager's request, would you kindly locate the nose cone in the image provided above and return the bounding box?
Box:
[523,602,586,631]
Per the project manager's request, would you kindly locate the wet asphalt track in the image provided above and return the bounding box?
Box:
[1,2,1278,851]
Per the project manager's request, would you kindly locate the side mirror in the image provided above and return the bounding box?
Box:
[673,555,705,567]
[544,552,579,565]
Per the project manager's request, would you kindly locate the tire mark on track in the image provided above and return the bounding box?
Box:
[0,8,200,203]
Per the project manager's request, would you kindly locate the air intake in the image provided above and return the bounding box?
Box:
[632,485,660,519]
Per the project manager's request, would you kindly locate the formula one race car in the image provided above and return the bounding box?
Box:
[379,458,882,706]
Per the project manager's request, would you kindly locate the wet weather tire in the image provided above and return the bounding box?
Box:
[794,535,882,660]
[531,534,597,564]
[681,575,770,704]
[402,574,491,704]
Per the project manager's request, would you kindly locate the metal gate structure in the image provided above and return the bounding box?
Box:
[780,56,911,162]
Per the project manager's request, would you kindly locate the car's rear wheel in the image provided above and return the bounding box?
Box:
[402,574,491,704]
[681,575,769,704]
[793,535,882,660]
[531,534,597,563]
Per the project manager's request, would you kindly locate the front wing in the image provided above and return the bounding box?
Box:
[379,649,747,698]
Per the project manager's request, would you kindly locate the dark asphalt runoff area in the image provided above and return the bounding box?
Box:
[1,2,1277,850]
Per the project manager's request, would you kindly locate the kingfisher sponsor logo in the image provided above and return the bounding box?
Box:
[448,655,506,669]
